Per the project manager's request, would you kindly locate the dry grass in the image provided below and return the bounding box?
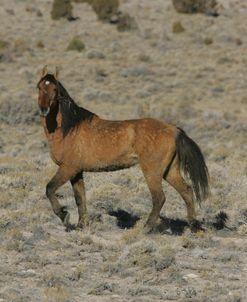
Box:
[44,285,70,302]
[0,0,247,301]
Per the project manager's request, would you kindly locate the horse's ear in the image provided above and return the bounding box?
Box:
[54,66,59,80]
[41,65,48,78]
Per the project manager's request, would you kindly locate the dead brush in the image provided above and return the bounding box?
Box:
[5,228,24,251]
[120,220,144,244]
[44,285,70,302]
[181,229,216,249]
[120,239,175,272]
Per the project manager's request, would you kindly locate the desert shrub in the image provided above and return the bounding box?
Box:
[121,239,175,272]
[36,40,45,48]
[117,13,138,32]
[0,40,10,62]
[204,37,213,45]
[67,36,85,51]
[172,0,218,17]
[0,40,8,49]
[90,0,119,22]
[51,0,73,20]
[89,282,120,295]
[172,21,185,33]
[73,0,137,30]
[44,285,70,302]
[182,230,216,249]
[72,0,119,20]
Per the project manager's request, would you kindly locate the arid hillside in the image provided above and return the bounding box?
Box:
[0,0,247,301]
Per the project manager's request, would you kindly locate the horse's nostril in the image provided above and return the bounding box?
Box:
[39,107,50,117]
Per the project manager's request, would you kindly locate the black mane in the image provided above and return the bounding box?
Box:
[39,74,96,136]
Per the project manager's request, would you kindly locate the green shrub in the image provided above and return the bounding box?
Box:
[91,0,119,22]
[172,21,185,33]
[67,37,85,51]
[117,13,138,32]
[51,0,73,20]
[0,40,8,49]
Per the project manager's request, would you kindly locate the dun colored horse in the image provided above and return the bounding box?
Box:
[37,66,209,231]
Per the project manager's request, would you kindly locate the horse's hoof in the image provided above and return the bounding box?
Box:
[65,223,76,232]
[76,218,89,230]
[143,222,156,234]
[76,223,85,230]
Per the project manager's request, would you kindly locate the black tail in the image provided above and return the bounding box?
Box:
[176,128,209,204]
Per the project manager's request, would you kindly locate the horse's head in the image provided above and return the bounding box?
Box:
[37,66,59,117]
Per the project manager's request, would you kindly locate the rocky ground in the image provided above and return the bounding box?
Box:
[0,0,247,301]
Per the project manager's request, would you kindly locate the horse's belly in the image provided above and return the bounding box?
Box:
[83,152,139,172]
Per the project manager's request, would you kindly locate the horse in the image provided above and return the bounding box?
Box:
[37,66,209,231]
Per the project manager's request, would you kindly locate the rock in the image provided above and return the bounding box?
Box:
[173,0,219,17]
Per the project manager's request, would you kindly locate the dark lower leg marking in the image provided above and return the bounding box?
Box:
[46,167,73,225]
[146,190,166,228]
[71,172,88,228]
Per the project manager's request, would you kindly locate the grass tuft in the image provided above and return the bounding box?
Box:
[67,37,85,52]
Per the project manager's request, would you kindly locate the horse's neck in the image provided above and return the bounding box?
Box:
[42,105,62,140]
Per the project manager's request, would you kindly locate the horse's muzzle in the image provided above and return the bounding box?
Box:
[39,107,50,117]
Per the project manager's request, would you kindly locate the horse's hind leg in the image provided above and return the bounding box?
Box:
[142,171,166,230]
[46,166,75,226]
[165,160,196,225]
[70,172,88,229]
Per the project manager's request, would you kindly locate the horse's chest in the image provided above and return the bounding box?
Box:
[47,135,64,165]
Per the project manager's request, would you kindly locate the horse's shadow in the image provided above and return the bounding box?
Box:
[108,209,229,235]
[108,209,188,235]
[66,208,229,234]
[108,209,140,229]
[156,216,189,235]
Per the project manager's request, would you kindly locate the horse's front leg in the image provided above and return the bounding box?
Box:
[70,172,88,229]
[46,165,75,227]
